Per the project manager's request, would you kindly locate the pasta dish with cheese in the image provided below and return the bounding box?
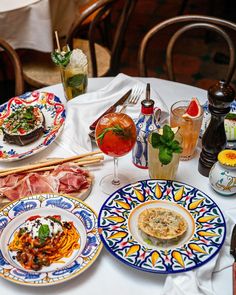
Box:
[8,215,80,271]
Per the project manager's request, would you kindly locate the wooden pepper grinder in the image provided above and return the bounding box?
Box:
[198,80,235,177]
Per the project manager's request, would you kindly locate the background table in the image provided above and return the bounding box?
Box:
[0,0,81,52]
[0,77,232,294]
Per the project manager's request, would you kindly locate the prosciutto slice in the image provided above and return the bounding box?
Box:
[0,163,90,201]
[52,164,89,194]
[0,173,59,201]
[0,174,25,188]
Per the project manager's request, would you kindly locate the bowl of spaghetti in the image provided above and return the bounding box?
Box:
[0,193,102,286]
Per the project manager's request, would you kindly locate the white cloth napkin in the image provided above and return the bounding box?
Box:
[161,211,235,295]
[55,73,168,152]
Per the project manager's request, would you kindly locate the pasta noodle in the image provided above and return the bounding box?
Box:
[8,215,80,271]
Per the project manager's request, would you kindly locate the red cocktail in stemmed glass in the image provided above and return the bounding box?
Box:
[95,112,136,194]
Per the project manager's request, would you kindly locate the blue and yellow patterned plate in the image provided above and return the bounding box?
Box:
[0,193,102,286]
[98,179,226,274]
[0,91,66,161]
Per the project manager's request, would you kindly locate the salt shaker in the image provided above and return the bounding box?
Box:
[209,149,236,196]
[132,84,161,169]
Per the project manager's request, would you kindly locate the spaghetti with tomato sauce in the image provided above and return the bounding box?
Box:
[8,215,80,271]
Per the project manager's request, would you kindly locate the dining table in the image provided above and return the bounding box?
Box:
[0,0,82,52]
[0,75,234,295]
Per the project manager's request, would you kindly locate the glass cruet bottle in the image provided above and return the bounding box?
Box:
[132,84,161,169]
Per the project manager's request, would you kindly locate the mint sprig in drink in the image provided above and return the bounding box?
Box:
[52,48,88,100]
[148,125,182,180]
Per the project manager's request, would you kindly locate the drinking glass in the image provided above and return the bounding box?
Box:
[148,130,182,180]
[95,112,136,194]
[61,62,88,101]
[170,100,203,160]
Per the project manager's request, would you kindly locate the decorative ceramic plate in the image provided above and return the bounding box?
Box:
[201,101,236,146]
[0,91,66,161]
[0,193,102,286]
[98,179,226,274]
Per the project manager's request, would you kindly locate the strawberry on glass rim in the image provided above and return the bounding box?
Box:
[182,97,202,119]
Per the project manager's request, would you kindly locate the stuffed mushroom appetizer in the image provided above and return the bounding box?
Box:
[2,105,45,146]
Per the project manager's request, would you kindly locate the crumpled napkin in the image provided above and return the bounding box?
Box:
[161,211,235,295]
[55,73,168,151]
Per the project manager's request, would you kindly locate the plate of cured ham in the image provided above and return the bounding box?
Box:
[0,91,66,161]
[0,162,93,208]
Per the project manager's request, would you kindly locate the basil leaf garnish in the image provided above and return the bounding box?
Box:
[38,224,50,243]
[48,216,62,226]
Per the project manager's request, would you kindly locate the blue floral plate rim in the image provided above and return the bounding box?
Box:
[98,179,226,274]
[0,193,102,286]
[0,91,66,162]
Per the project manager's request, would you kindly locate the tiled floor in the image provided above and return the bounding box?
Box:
[118,0,236,90]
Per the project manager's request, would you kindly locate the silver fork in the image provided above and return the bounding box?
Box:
[119,86,143,113]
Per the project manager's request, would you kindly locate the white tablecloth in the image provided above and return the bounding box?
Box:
[0,77,233,295]
[0,0,80,52]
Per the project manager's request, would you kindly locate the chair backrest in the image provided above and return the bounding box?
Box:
[67,0,137,77]
[138,15,236,85]
[0,39,24,97]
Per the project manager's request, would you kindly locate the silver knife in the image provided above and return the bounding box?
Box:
[89,89,132,131]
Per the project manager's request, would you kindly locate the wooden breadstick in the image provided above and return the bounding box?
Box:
[0,151,102,177]
[74,157,104,166]
[0,153,103,174]
[73,155,104,163]
[26,156,104,173]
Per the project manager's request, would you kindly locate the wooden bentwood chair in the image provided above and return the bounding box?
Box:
[138,15,236,85]
[67,0,136,77]
[0,39,24,98]
[22,0,136,89]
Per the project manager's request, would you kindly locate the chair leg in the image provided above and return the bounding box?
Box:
[110,0,137,74]
[0,54,11,101]
[100,13,112,49]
